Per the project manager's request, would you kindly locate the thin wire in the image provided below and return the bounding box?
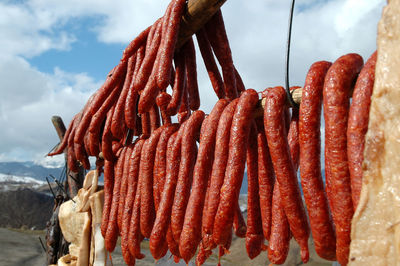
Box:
[285,0,298,108]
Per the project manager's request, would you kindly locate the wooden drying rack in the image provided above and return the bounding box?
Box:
[46,0,303,263]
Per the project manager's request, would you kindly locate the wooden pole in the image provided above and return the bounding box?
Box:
[51,115,84,198]
[177,0,227,48]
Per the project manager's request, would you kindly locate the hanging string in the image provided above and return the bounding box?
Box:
[285,0,298,108]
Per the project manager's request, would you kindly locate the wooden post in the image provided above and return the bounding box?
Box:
[51,116,84,198]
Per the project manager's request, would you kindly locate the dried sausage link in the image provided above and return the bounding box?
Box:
[166,49,186,116]
[112,55,136,139]
[153,124,180,211]
[105,147,128,252]
[101,159,115,238]
[117,144,135,231]
[183,37,200,111]
[213,89,259,247]
[299,61,336,260]
[171,111,205,244]
[149,124,185,259]
[179,99,229,262]
[267,182,291,264]
[348,51,376,210]
[156,0,186,91]
[256,118,274,241]
[245,121,265,259]
[264,86,310,263]
[205,10,237,100]
[202,99,239,250]
[125,46,144,130]
[121,141,144,265]
[323,53,364,265]
[139,126,166,238]
[195,28,225,99]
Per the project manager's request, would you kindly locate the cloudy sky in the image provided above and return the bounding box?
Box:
[0,0,385,167]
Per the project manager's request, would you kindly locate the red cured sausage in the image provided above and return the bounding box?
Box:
[140,112,151,139]
[256,118,274,241]
[156,0,186,91]
[74,62,127,144]
[347,51,376,210]
[234,66,245,93]
[264,86,310,263]
[163,132,182,260]
[122,25,150,62]
[111,55,136,139]
[88,90,121,156]
[179,99,229,262]
[167,226,181,261]
[219,228,233,261]
[136,3,173,115]
[149,124,185,259]
[245,122,265,259]
[121,141,144,265]
[166,50,186,116]
[233,202,247,238]
[105,147,128,252]
[197,172,214,265]
[149,103,161,133]
[83,129,93,157]
[89,82,122,139]
[299,61,336,260]
[139,126,166,238]
[288,108,300,170]
[156,92,172,109]
[48,114,79,156]
[137,50,160,114]
[267,182,291,264]
[213,89,259,247]
[171,111,205,243]
[127,175,145,259]
[153,123,179,211]
[74,141,90,170]
[202,99,239,250]
[101,159,115,238]
[133,19,162,93]
[205,10,237,100]
[195,28,225,99]
[183,37,200,111]
[196,240,212,266]
[323,53,364,265]
[117,144,134,231]
[101,106,117,162]
[177,82,190,124]
[67,121,79,173]
[125,45,144,130]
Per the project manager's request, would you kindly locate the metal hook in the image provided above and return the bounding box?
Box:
[285,0,299,108]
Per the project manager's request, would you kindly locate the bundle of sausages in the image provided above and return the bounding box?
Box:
[48,0,378,264]
[263,52,376,266]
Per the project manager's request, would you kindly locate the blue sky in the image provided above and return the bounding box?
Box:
[0,0,385,167]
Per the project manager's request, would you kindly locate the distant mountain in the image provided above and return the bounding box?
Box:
[0,162,64,182]
[0,187,53,229]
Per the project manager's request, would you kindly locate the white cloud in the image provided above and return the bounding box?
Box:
[0,56,99,163]
[0,0,387,164]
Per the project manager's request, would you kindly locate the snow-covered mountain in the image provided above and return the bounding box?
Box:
[0,161,64,182]
[0,173,45,185]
